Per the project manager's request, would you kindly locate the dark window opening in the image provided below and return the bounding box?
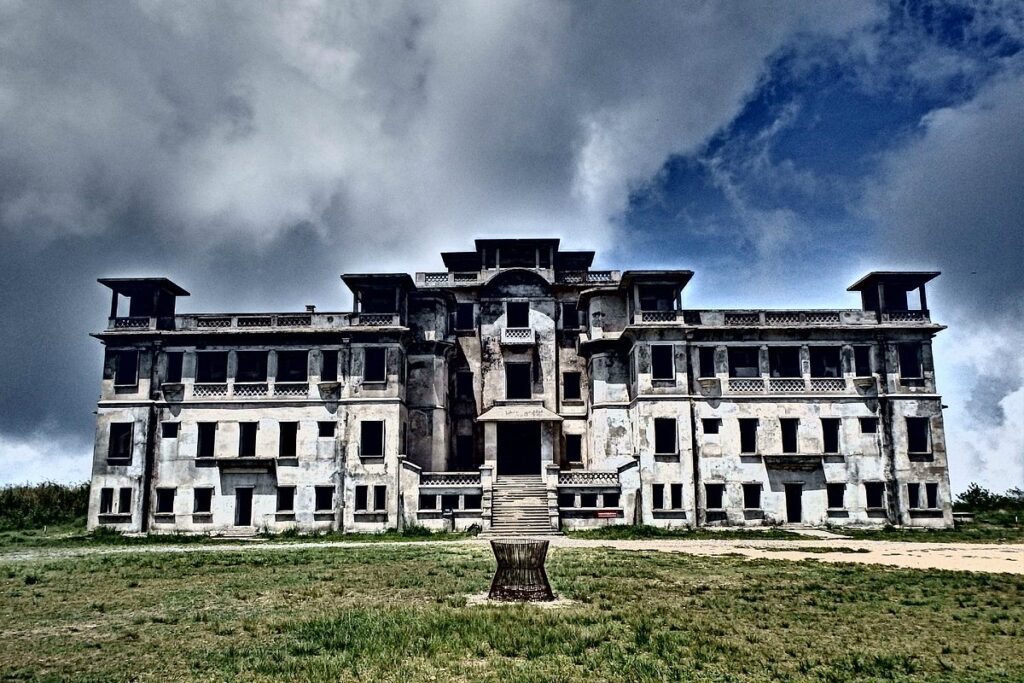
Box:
[238,422,258,457]
[926,482,939,509]
[822,418,841,454]
[118,487,132,514]
[355,485,368,511]
[419,494,437,510]
[565,434,583,463]
[456,371,474,400]
[728,347,759,378]
[108,423,133,461]
[100,488,113,514]
[580,493,598,508]
[321,350,338,382]
[318,421,335,438]
[769,347,801,377]
[654,418,677,455]
[364,347,386,383]
[809,347,841,378]
[698,347,716,378]
[705,484,725,509]
[652,484,665,509]
[315,486,334,511]
[441,494,459,511]
[781,419,799,454]
[561,301,579,329]
[860,417,878,434]
[739,419,758,454]
[113,350,139,386]
[196,352,228,383]
[455,303,475,330]
[671,483,683,509]
[854,346,871,376]
[563,372,582,400]
[558,492,575,508]
[235,351,268,382]
[505,363,532,399]
[373,485,387,511]
[907,417,930,453]
[197,422,216,458]
[279,422,298,458]
[155,488,175,515]
[162,422,179,439]
[194,488,213,514]
[899,343,923,378]
[827,483,845,509]
[865,482,885,508]
[651,345,674,380]
[638,285,675,311]
[360,421,385,457]
[165,351,183,383]
[276,350,309,382]
[743,483,761,509]
[702,418,720,435]
[455,434,474,469]
[506,301,530,328]
[277,486,295,512]
[603,492,620,508]
[462,493,480,509]
[908,483,921,509]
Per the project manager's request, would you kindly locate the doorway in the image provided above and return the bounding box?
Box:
[235,488,253,526]
[496,422,541,476]
[785,484,802,524]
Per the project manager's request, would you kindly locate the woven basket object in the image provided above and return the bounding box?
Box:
[488,539,555,602]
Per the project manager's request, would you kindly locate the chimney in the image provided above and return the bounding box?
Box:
[305,304,316,313]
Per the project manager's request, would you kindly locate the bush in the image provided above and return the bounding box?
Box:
[0,482,90,531]
[955,483,1024,513]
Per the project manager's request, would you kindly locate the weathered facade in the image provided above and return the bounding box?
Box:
[88,238,954,535]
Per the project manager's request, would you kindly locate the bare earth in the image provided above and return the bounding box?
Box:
[2,536,1022,574]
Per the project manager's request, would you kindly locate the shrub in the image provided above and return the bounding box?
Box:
[0,482,89,531]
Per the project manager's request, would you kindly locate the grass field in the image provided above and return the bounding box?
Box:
[2,544,1022,681]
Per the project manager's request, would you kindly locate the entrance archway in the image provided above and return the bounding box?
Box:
[496,422,541,475]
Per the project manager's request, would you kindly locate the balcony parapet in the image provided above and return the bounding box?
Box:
[349,313,402,327]
[626,308,934,327]
[416,272,482,287]
[556,270,619,285]
[500,327,536,345]
[719,377,865,395]
[181,381,312,400]
[558,470,619,487]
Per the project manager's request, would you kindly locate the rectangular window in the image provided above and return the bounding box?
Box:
[113,350,139,386]
[827,483,845,509]
[705,484,725,509]
[373,485,387,511]
[907,483,921,509]
[276,350,309,382]
[197,422,216,458]
[118,488,132,514]
[360,421,385,457]
[315,486,334,512]
[464,493,482,510]
[780,419,799,454]
[235,351,268,382]
[108,423,133,461]
[702,418,720,435]
[505,363,532,399]
[580,493,598,508]
[654,418,677,455]
[355,485,368,511]
[456,371,474,400]
[193,488,213,514]
[558,492,575,508]
[821,418,841,454]
[859,417,878,434]
[455,303,474,330]
[898,343,922,378]
[155,488,175,515]
[161,422,179,439]
[563,372,582,400]
[603,492,620,508]
[195,351,228,383]
[739,419,758,454]
[419,494,437,510]
[651,344,674,380]
[276,486,295,512]
[321,350,338,382]
[506,302,530,328]
[165,351,184,383]
[865,482,885,509]
[926,483,939,509]
[809,347,841,378]
[100,488,114,514]
[363,347,386,383]
[728,347,759,378]
[565,434,582,463]
[317,421,335,438]
[561,301,579,329]
[652,484,665,510]
[238,422,258,457]
[441,493,459,511]
[279,422,298,458]
[743,483,761,509]
[768,347,801,378]
[854,346,871,376]
[906,417,930,453]
[671,483,683,509]
[698,347,716,378]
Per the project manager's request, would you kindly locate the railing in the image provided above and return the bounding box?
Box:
[420,472,481,487]
[112,316,151,329]
[724,312,760,326]
[233,382,269,398]
[558,471,619,486]
[639,310,683,323]
[727,378,765,393]
[193,383,228,398]
[176,313,348,332]
[809,378,847,392]
[416,272,481,286]
[556,270,618,285]
[501,327,536,344]
[351,313,401,326]
[768,378,805,393]
[883,310,930,323]
[273,382,309,397]
[687,310,879,327]
[722,377,852,394]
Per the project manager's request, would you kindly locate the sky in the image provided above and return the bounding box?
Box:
[0,0,1021,493]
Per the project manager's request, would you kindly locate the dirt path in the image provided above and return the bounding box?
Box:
[2,537,1022,574]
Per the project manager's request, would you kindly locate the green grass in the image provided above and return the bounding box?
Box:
[837,515,1024,544]
[2,544,1022,681]
[565,524,803,541]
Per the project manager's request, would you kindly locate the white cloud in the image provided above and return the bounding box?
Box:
[0,432,92,486]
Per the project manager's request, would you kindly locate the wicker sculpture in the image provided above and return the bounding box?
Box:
[488,538,555,602]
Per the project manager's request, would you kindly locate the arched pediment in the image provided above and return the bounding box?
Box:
[480,269,552,299]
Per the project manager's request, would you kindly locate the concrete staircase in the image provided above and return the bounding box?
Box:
[485,475,561,537]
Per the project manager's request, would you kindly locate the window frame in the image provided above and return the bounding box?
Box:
[742,483,762,510]
[197,422,217,459]
[113,349,140,387]
[562,371,582,401]
[653,417,677,455]
[278,422,298,458]
[650,344,675,381]
[360,420,386,458]
[276,486,296,513]
[705,483,725,510]
[314,486,334,512]
[154,488,176,515]
[504,362,532,400]
[107,422,134,462]
[826,483,846,509]
[906,417,931,454]
[363,347,387,383]
[505,301,530,328]
[739,418,758,454]
[193,487,213,514]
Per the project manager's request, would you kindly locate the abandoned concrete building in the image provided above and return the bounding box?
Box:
[87,238,954,535]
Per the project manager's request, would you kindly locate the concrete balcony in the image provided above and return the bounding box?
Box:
[500,327,536,345]
[416,271,481,287]
[349,313,402,327]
